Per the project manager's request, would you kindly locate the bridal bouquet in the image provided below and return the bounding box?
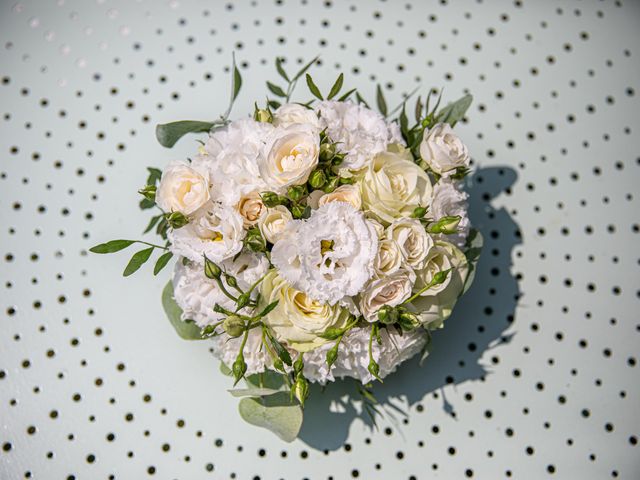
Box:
[92,57,481,441]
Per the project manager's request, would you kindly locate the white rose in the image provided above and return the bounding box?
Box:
[431,179,470,248]
[360,151,433,225]
[168,204,245,263]
[156,160,210,215]
[419,123,470,176]
[359,270,415,322]
[410,241,469,329]
[305,189,325,209]
[236,191,266,228]
[373,238,404,278]
[318,184,362,210]
[273,103,320,129]
[260,271,352,352]
[258,205,293,244]
[259,124,320,193]
[386,217,434,269]
[271,202,378,305]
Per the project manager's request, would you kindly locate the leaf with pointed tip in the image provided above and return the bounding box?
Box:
[338,87,357,101]
[435,94,472,127]
[376,84,387,116]
[228,388,282,398]
[162,281,203,340]
[355,91,370,108]
[305,74,323,100]
[153,251,173,275]
[292,55,320,82]
[327,73,344,100]
[90,240,135,254]
[266,81,287,98]
[123,247,154,276]
[462,229,483,295]
[414,95,423,123]
[238,393,303,442]
[155,121,214,148]
[275,57,290,82]
[399,104,409,140]
[143,215,162,234]
[232,62,242,102]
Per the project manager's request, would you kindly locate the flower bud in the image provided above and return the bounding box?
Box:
[331,153,346,166]
[224,274,239,289]
[273,357,285,372]
[245,228,267,253]
[253,108,273,123]
[308,169,327,189]
[201,324,216,336]
[322,176,340,193]
[293,354,304,377]
[287,185,306,202]
[338,176,355,185]
[138,185,157,202]
[204,255,222,279]
[428,215,461,234]
[410,206,427,218]
[232,353,247,386]
[223,315,245,338]
[293,375,309,407]
[236,292,251,310]
[377,305,398,325]
[367,359,381,382]
[260,191,284,208]
[326,342,340,369]
[166,211,189,229]
[398,311,421,331]
[319,327,343,340]
[291,203,310,219]
[319,142,336,162]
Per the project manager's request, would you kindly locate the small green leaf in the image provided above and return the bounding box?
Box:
[153,251,173,275]
[266,81,287,98]
[161,281,203,340]
[155,121,214,148]
[399,104,409,140]
[139,197,155,210]
[338,87,357,102]
[238,393,303,442]
[268,333,292,366]
[146,167,163,186]
[232,61,242,102]
[462,229,483,295]
[219,362,233,376]
[327,73,344,100]
[435,93,472,127]
[414,95,423,123]
[376,84,388,116]
[292,55,320,82]
[355,91,370,108]
[143,215,162,234]
[123,247,154,277]
[90,240,135,254]
[305,74,323,100]
[228,387,282,398]
[257,300,279,318]
[275,57,290,82]
[267,100,282,110]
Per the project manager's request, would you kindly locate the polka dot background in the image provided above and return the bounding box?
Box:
[1,0,639,479]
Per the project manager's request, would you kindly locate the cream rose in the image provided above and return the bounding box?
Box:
[360,270,415,322]
[419,123,470,176]
[236,191,266,227]
[410,241,469,329]
[386,217,434,269]
[373,238,404,278]
[260,271,351,352]
[156,161,210,215]
[318,184,362,210]
[273,103,320,129]
[360,151,432,225]
[258,205,293,244]
[259,125,320,193]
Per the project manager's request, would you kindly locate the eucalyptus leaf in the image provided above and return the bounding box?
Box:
[153,251,173,275]
[305,74,323,100]
[327,73,344,100]
[161,281,203,340]
[266,81,287,98]
[219,362,233,376]
[155,121,214,148]
[245,371,287,390]
[90,239,135,254]
[238,393,303,443]
[228,387,282,398]
[435,93,473,127]
[123,247,154,277]
[376,84,388,116]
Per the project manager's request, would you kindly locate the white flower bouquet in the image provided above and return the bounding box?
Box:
[92,57,482,441]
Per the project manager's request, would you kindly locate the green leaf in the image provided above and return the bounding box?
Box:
[139,197,155,210]
[268,333,292,366]
[376,84,388,116]
[292,55,320,82]
[123,247,154,277]
[338,87,357,102]
[245,371,287,390]
[435,93,473,127]
[399,104,409,141]
[153,252,173,275]
[155,121,214,148]
[161,281,203,340]
[414,95,423,123]
[305,74,323,100]
[266,81,287,98]
[327,73,344,100]
[220,362,233,376]
[267,100,282,110]
[143,215,162,234]
[228,387,282,398]
[238,393,303,442]
[232,61,242,102]
[275,57,290,82]
[90,239,135,254]
[462,229,483,295]
[257,300,279,318]
[146,167,163,186]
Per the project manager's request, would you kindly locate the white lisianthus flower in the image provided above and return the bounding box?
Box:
[273,103,320,130]
[419,123,470,176]
[387,120,405,145]
[386,217,434,269]
[301,326,427,384]
[258,205,293,244]
[359,270,415,322]
[259,124,320,193]
[236,190,266,228]
[410,241,469,329]
[271,202,378,304]
[315,100,390,172]
[373,238,404,278]
[430,179,470,248]
[168,204,245,263]
[195,118,272,205]
[318,184,362,210]
[156,160,210,215]
[305,189,325,209]
[172,252,269,327]
[360,151,433,225]
[259,271,352,352]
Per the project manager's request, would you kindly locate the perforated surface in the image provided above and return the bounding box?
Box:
[1,0,639,479]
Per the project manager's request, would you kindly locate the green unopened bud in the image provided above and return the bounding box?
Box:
[428,215,461,234]
[331,152,346,166]
[260,191,284,208]
[293,375,309,407]
[326,341,340,369]
[204,255,222,279]
[166,211,189,229]
[293,353,304,377]
[253,107,272,123]
[398,311,421,331]
[410,206,427,218]
[245,228,267,252]
[224,274,239,289]
[432,268,451,285]
[339,176,355,185]
[273,357,285,372]
[201,324,216,336]
[323,176,340,193]
[319,142,336,161]
[232,353,247,386]
[223,315,245,338]
[138,185,157,202]
[291,203,310,219]
[368,359,381,382]
[319,327,344,340]
[308,169,327,189]
[377,305,399,324]
[236,292,251,310]
[287,185,306,202]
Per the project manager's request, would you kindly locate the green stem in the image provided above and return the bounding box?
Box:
[215,277,238,302]
[403,269,452,305]
[136,240,169,251]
